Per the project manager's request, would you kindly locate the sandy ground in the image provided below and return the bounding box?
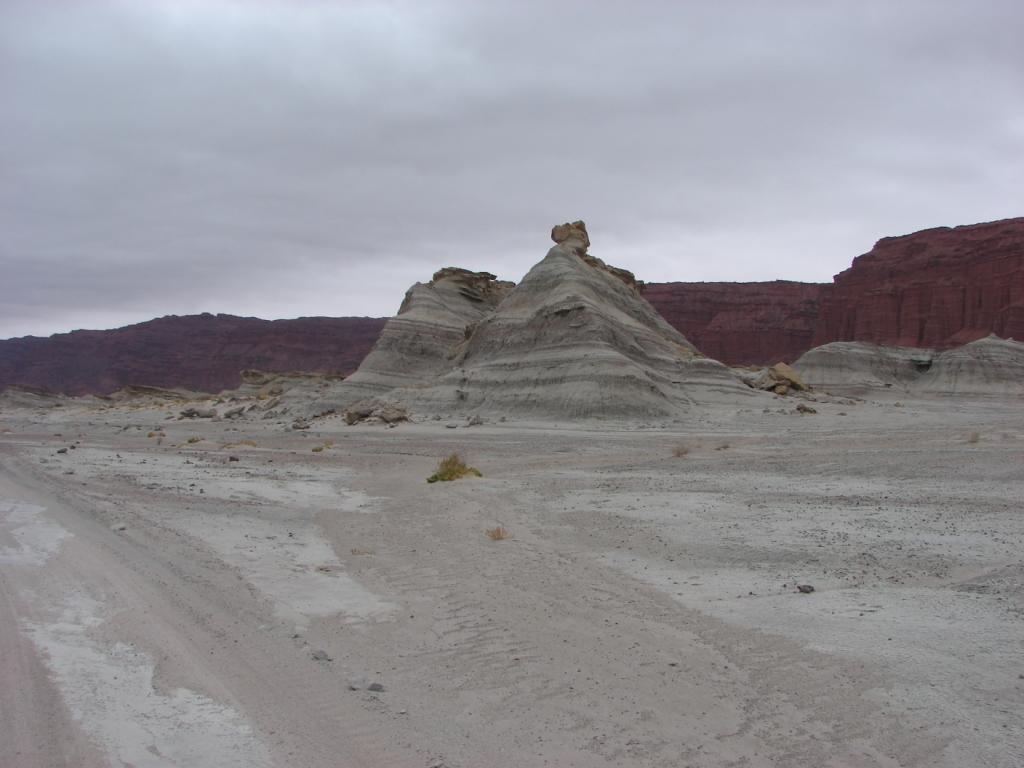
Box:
[1,393,1022,767]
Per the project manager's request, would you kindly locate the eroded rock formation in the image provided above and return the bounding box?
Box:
[314,268,514,412]
[339,225,752,419]
[793,342,935,391]
[794,335,1024,396]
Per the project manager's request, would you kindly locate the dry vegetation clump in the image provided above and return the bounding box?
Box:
[427,453,482,483]
[672,445,690,458]
[486,525,511,541]
[186,436,202,444]
[223,439,258,449]
[311,440,334,453]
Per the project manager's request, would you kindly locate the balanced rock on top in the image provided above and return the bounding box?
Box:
[551,221,590,254]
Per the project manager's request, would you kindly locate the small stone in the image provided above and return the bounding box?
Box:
[311,650,332,662]
[56,448,68,454]
[796,584,815,594]
[445,423,458,429]
[228,456,239,462]
[367,682,385,692]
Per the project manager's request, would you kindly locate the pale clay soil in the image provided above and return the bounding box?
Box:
[1,394,1022,767]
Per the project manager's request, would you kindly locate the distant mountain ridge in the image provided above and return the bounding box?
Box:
[0,313,386,395]
[2,217,1020,395]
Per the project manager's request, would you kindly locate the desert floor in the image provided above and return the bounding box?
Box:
[1,394,1022,767]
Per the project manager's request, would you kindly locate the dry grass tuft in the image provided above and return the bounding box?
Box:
[427,453,482,483]
[222,439,257,449]
[311,445,325,453]
[350,547,375,556]
[672,445,690,458]
[967,431,980,444]
[486,525,511,541]
[186,436,202,444]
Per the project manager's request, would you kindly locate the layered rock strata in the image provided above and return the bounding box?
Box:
[794,335,1024,396]
[812,218,1024,348]
[313,268,514,412]
[354,224,752,419]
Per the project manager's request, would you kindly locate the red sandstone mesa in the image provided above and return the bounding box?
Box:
[0,314,386,396]
[642,281,824,366]
[811,218,1024,348]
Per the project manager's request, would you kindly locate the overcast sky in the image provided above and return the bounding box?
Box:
[1,1,1021,339]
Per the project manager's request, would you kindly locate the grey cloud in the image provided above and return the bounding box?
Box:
[1,0,1021,338]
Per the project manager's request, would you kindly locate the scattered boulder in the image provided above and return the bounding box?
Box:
[343,405,374,425]
[180,406,217,419]
[344,402,409,425]
[376,404,409,424]
[746,362,809,394]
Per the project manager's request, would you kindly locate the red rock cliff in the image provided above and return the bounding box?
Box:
[0,314,386,395]
[642,281,824,365]
[812,218,1024,348]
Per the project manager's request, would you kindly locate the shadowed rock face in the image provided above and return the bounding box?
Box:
[812,218,1024,349]
[0,314,386,395]
[794,335,1024,396]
